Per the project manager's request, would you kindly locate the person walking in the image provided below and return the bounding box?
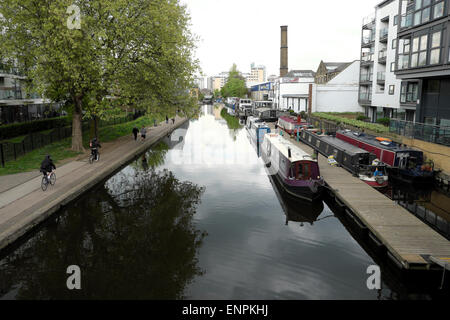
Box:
[140,125,147,141]
[166,115,169,124]
[172,118,175,124]
[154,119,157,127]
[132,126,139,141]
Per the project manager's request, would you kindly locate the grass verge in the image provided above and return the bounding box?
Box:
[0,113,173,176]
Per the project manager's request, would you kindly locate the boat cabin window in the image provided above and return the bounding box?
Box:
[291,162,311,180]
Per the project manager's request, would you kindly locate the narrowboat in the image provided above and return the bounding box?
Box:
[246,117,271,156]
[299,129,389,188]
[253,108,280,122]
[261,133,324,201]
[266,172,324,226]
[336,130,434,183]
[277,116,312,135]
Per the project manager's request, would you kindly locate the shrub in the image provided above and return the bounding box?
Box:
[376,117,391,127]
[0,117,72,141]
[312,112,389,133]
[357,115,369,121]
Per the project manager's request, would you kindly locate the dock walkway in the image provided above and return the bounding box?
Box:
[267,123,450,270]
[0,116,188,251]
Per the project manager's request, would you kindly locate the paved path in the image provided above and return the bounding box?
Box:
[267,123,450,270]
[0,116,188,250]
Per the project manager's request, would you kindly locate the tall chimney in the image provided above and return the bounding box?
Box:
[280,26,288,77]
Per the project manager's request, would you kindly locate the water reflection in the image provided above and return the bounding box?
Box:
[0,153,206,299]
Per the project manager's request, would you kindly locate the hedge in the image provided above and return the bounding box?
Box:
[0,117,72,141]
[312,112,389,133]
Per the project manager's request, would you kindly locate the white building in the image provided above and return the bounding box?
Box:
[312,60,363,113]
[359,0,403,122]
[273,70,315,112]
[245,63,267,88]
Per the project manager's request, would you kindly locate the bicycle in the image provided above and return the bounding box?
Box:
[89,149,100,164]
[41,172,56,191]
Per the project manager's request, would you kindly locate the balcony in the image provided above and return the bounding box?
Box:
[361,52,374,66]
[362,15,375,30]
[359,91,372,104]
[379,29,388,42]
[361,35,375,48]
[399,12,413,30]
[378,50,387,64]
[359,73,373,84]
[0,89,22,100]
[377,72,385,84]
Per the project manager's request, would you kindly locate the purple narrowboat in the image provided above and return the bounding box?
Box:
[261,133,324,201]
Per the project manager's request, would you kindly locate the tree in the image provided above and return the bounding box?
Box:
[0,0,199,151]
[220,64,248,98]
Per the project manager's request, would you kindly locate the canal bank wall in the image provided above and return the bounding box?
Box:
[0,117,189,251]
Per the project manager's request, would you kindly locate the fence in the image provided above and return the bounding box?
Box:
[389,119,450,147]
[0,114,136,167]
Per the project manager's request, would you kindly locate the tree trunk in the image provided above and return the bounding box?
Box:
[71,96,84,152]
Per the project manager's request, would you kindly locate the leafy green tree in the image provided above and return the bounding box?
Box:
[220,64,247,98]
[0,0,199,151]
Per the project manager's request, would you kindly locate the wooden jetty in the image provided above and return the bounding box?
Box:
[267,123,450,270]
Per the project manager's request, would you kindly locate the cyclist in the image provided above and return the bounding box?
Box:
[40,155,56,182]
[90,137,102,161]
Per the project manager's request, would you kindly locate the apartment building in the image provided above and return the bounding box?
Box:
[395,0,450,127]
[0,64,59,124]
[245,63,267,88]
[359,0,403,122]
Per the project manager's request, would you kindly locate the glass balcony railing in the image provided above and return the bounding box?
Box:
[377,72,386,81]
[0,89,22,100]
[361,53,374,62]
[379,29,388,39]
[390,119,450,147]
[400,12,413,29]
[378,50,387,60]
[359,73,373,82]
[359,92,372,101]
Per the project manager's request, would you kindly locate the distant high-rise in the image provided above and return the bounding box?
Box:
[280,26,288,77]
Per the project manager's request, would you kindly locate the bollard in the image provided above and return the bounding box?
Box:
[0,143,4,167]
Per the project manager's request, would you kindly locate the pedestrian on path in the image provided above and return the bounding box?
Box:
[172,118,175,124]
[154,119,157,127]
[166,115,169,124]
[140,126,147,141]
[132,127,139,141]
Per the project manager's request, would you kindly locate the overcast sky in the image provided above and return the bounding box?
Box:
[181,0,381,77]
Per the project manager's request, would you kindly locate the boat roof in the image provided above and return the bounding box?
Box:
[338,130,421,153]
[279,116,300,123]
[255,107,274,112]
[265,134,316,162]
[321,135,370,156]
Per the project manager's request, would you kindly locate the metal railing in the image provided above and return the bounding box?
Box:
[389,119,450,147]
[362,35,375,45]
[359,92,372,101]
[0,113,139,167]
[378,50,387,60]
[361,53,374,62]
[359,73,373,82]
[379,29,388,39]
[377,72,385,81]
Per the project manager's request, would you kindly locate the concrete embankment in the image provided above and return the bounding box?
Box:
[0,117,188,251]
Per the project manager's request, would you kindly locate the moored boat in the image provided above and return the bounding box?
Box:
[336,130,434,183]
[277,115,312,135]
[299,129,389,188]
[261,133,324,201]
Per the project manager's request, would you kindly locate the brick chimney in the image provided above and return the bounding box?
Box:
[280,26,288,77]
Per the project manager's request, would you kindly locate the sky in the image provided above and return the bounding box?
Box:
[181,0,381,78]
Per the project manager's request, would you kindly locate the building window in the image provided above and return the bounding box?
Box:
[394,15,399,25]
[429,30,442,64]
[389,85,395,95]
[392,38,397,49]
[391,62,396,72]
[411,34,428,67]
[400,82,419,103]
[398,38,410,70]
[433,0,444,19]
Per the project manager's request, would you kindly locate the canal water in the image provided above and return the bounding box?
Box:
[0,105,446,300]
